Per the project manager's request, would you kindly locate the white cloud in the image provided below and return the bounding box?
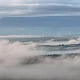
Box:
[0,40,80,79]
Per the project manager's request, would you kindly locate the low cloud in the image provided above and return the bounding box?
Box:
[0,40,44,65]
[0,40,80,79]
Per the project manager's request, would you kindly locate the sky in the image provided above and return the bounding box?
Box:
[0,0,80,36]
[0,0,80,17]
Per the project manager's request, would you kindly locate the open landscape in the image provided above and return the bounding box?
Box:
[0,0,80,80]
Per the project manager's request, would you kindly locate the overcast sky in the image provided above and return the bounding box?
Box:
[0,0,80,17]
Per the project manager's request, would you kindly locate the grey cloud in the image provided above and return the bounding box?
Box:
[0,4,80,17]
[11,0,80,4]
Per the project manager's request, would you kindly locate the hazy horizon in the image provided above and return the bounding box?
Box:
[0,16,80,36]
[0,0,80,80]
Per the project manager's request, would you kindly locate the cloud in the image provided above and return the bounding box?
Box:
[0,40,80,79]
[9,0,80,4]
[42,38,80,45]
[0,40,80,80]
[0,40,44,65]
[0,0,80,6]
[0,3,80,17]
[0,0,80,17]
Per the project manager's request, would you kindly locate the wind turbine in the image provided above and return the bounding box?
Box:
[58,32,60,37]
[69,31,71,36]
[42,33,44,37]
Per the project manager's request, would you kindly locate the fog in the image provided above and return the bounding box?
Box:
[40,38,80,46]
[0,40,80,80]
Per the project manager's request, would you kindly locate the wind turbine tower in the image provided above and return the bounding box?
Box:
[69,31,71,36]
[58,32,60,37]
[42,33,44,37]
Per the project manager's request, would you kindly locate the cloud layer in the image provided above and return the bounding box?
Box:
[0,0,80,17]
[0,40,80,80]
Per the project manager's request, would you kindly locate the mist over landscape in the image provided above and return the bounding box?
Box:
[0,37,79,80]
[0,0,80,80]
